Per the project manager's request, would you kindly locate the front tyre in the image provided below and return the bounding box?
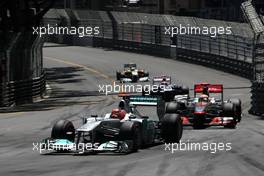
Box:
[51,120,75,142]
[161,114,183,143]
[119,121,142,152]
[116,71,121,81]
[132,75,138,82]
[222,103,235,117]
[229,98,242,122]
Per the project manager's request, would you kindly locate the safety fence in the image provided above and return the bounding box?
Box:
[0,73,46,107]
[0,31,46,107]
[241,0,264,116]
[43,8,264,115]
[249,35,264,115]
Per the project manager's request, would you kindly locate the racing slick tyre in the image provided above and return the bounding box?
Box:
[229,98,242,122]
[224,123,236,129]
[116,71,121,81]
[181,85,189,95]
[161,114,183,143]
[119,121,142,152]
[223,103,235,117]
[51,120,75,142]
[163,92,174,102]
[165,102,180,114]
[132,75,137,82]
[165,102,185,114]
[157,99,166,120]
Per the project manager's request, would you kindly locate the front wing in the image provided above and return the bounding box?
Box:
[182,116,237,126]
[40,138,135,154]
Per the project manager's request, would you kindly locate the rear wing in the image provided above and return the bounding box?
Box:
[152,76,171,84]
[124,63,137,69]
[119,94,158,106]
[194,83,223,99]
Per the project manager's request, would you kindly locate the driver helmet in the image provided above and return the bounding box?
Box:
[198,94,209,103]
[111,108,120,118]
[160,79,168,86]
[111,108,126,120]
[119,110,127,120]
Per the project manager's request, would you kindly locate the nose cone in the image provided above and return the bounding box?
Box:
[194,103,207,114]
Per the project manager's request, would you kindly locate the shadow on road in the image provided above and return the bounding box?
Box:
[45,67,84,83]
[0,66,107,113]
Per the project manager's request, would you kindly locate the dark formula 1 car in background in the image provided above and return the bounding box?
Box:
[165,83,242,129]
[41,95,183,154]
[116,63,149,83]
[146,76,189,102]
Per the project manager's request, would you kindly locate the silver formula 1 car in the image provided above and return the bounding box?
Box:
[41,95,183,154]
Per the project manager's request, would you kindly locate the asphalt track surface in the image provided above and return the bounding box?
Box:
[0,44,264,176]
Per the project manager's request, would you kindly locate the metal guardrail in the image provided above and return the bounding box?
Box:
[241,0,264,34]
[0,73,46,107]
[0,28,46,107]
[241,0,264,116]
[249,82,264,116]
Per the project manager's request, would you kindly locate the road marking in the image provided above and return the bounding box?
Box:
[0,112,25,117]
[44,56,119,97]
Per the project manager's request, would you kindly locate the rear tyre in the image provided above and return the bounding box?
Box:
[132,75,137,82]
[229,98,242,122]
[51,120,75,142]
[119,121,142,152]
[165,102,180,114]
[222,103,235,117]
[181,85,189,95]
[161,114,183,143]
[116,71,121,81]
[157,98,166,120]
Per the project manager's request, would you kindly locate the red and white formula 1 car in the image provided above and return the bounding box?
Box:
[165,83,242,129]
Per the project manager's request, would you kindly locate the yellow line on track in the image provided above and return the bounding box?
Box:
[0,112,25,117]
[44,56,118,95]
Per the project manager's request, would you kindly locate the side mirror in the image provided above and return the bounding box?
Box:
[129,115,137,119]
[142,116,149,119]
[82,118,87,124]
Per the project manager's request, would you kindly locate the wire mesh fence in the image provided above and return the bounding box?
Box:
[43,9,262,114]
[44,10,254,65]
[105,12,254,63]
[241,0,264,116]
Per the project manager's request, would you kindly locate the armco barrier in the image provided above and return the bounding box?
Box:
[176,48,253,79]
[241,0,264,116]
[249,82,264,116]
[0,73,46,107]
[0,31,46,107]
